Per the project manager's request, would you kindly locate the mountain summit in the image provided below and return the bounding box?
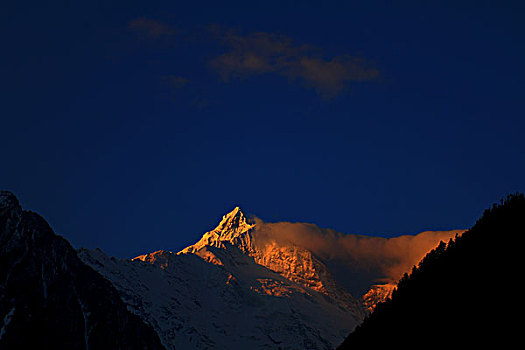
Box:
[0,191,19,210]
[181,207,255,254]
[215,207,253,235]
[179,208,359,305]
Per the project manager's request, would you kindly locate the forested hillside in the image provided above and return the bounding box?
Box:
[338,193,524,348]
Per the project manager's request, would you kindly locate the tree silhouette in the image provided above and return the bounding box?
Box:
[337,193,524,349]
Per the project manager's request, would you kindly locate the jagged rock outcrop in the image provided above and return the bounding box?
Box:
[361,283,396,312]
[0,191,166,349]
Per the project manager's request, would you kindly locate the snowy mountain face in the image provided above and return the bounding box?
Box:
[79,208,365,350]
[79,207,462,350]
[180,208,362,311]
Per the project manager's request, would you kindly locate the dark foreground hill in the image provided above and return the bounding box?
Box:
[338,193,524,349]
[0,191,166,349]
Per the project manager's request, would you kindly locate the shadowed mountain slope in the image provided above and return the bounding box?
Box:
[0,191,166,349]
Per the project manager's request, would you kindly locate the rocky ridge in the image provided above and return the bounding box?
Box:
[0,191,165,350]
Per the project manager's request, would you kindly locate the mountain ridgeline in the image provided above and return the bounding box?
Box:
[2,188,508,349]
[78,207,367,349]
[338,193,524,349]
[0,191,166,349]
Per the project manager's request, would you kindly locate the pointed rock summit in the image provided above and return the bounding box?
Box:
[179,206,255,254]
[0,190,20,210]
[214,206,253,239]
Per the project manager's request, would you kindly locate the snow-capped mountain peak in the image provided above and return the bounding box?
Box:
[214,206,253,238]
[180,207,255,254]
[178,207,363,313]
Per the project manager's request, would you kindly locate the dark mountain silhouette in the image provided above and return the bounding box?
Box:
[338,193,524,349]
[0,191,166,349]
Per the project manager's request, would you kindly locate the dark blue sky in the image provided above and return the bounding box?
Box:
[1,1,524,258]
